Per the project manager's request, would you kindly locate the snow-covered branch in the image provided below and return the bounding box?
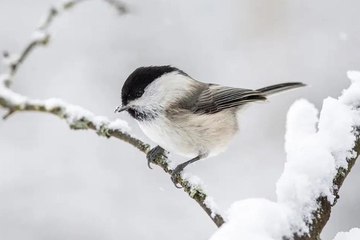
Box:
[0,0,224,229]
[282,71,360,239]
[211,72,360,240]
[0,77,224,227]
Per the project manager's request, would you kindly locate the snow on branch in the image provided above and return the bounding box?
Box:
[0,0,224,228]
[211,72,360,240]
[0,75,224,227]
[0,75,132,140]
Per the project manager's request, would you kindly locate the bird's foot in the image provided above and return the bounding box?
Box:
[170,156,202,189]
[146,146,166,169]
[170,163,187,189]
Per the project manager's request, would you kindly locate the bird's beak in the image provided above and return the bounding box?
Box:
[114,105,129,113]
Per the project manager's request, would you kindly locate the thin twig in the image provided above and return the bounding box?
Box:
[3,0,128,82]
[102,0,128,14]
[2,108,15,120]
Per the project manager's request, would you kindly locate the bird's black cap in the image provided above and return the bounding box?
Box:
[121,65,185,106]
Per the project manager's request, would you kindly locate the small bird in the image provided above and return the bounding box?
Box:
[115,66,305,187]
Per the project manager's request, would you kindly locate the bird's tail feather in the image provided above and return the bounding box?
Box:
[257,82,306,96]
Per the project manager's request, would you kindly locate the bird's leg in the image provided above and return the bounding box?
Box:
[170,155,203,188]
[146,145,167,169]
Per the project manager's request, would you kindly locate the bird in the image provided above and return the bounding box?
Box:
[115,65,306,188]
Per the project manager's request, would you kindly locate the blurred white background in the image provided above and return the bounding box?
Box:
[0,0,360,239]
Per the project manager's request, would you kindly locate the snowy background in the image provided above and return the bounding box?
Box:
[0,0,360,239]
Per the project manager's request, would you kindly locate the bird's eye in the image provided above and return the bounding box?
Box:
[135,90,143,97]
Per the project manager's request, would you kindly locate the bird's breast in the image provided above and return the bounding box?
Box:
[137,110,239,158]
[137,117,199,158]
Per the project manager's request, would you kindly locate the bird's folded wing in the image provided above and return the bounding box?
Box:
[190,84,266,114]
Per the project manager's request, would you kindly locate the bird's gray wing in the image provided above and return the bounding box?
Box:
[190,84,267,114]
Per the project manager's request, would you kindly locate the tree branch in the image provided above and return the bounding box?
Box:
[2,0,127,84]
[286,81,360,239]
[0,0,225,228]
[293,129,360,240]
[0,81,225,227]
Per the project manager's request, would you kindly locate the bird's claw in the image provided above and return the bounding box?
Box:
[170,164,185,189]
[146,146,166,169]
